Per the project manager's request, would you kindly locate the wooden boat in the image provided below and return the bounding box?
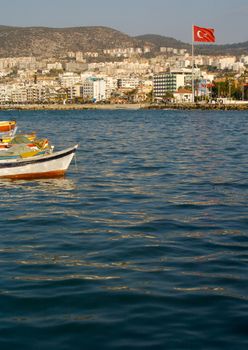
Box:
[0,132,35,145]
[0,144,78,179]
[0,120,16,133]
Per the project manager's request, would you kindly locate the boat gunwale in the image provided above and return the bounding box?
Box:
[0,144,78,168]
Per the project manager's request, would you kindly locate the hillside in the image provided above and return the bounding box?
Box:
[0,25,247,58]
[135,34,190,50]
[0,26,141,58]
[136,34,248,55]
[196,41,248,55]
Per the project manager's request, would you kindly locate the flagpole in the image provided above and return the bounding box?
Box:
[192,25,195,103]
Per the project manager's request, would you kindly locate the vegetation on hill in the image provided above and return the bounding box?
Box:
[135,34,190,50]
[0,25,247,58]
[0,26,140,58]
[136,34,248,55]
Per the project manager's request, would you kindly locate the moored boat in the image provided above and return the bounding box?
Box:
[0,120,17,133]
[0,144,78,179]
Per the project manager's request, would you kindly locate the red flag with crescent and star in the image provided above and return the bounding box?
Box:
[193,25,215,42]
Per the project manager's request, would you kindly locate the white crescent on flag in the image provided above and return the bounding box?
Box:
[197,30,205,39]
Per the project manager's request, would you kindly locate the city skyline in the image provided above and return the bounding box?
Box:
[0,0,247,45]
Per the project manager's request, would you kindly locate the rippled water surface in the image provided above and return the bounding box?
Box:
[0,109,247,349]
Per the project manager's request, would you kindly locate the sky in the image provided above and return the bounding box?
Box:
[0,0,247,44]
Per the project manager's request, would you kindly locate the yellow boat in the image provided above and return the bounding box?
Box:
[0,120,16,133]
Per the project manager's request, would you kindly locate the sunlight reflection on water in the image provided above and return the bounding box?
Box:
[0,109,247,350]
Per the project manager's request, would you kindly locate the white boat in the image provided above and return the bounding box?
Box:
[0,144,78,179]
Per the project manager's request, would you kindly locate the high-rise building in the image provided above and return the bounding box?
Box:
[153,72,188,99]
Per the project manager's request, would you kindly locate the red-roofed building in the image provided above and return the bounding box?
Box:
[173,88,193,103]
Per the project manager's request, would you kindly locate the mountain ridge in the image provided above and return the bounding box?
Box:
[135,34,248,55]
[0,25,246,58]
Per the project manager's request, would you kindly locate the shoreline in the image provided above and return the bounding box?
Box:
[0,102,248,111]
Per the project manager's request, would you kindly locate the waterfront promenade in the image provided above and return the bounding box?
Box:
[0,102,248,111]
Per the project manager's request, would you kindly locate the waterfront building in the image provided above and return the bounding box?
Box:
[104,76,118,99]
[173,88,193,103]
[153,72,186,99]
[26,85,53,103]
[67,85,83,100]
[82,78,106,102]
[11,87,28,103]
[0,85,11,103]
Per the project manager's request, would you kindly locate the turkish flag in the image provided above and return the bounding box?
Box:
[193,25,215,42]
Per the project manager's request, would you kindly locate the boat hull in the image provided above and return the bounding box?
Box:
[0,144,78,179]
[0,121,16,133]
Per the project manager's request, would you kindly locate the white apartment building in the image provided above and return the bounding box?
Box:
[104,76,118,98]
[26,85,52,102]
[87,60,149,76]
[218,56,236,70]
[103,47,144,57]
[241,55,248,65]
[67,85,83,100]
[81,74,117,99]
[232,62,245,72]
[117,77,140,90]
[59,72,81,88]
[160,48,188,55]
[11,87,28,103]
[0,85,11,103]
[0,57,37,70]
[0,83,62,103]
[82,78,106,101]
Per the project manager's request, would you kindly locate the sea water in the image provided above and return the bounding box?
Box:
[0,109,247,350]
